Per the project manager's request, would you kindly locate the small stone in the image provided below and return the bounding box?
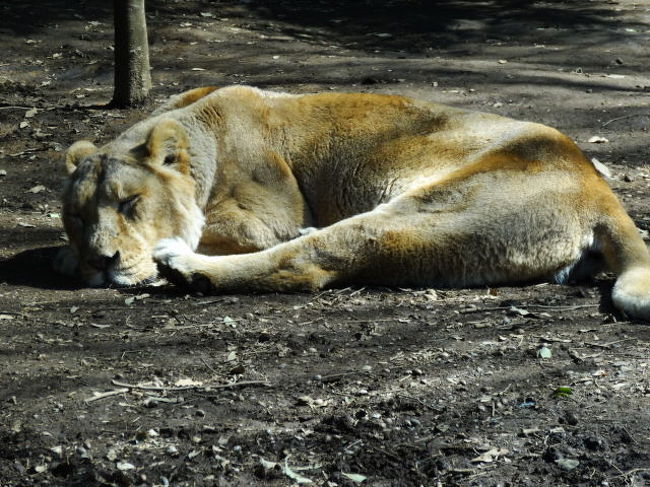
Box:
[50,446,63,457]
[76,446,89,459]
[563,411,579,426]
[584,435,606,451]
[588,135,609,144]
[555,458,580,471]
[296,395,313,406]
[229,364,245,375]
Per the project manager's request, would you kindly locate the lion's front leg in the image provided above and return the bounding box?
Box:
[152,204,421,293]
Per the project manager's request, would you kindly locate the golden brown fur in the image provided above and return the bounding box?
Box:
[56,86,650,319]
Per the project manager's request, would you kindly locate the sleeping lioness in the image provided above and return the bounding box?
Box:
[55,85,650,319]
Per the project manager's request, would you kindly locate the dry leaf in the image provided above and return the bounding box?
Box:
[27,185,46,193]
[471,447,509,463]
[588,136,609,143]
[590,158,611,178]
[342,472,367,483]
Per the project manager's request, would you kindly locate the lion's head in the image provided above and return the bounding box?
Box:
[61,119,204,287]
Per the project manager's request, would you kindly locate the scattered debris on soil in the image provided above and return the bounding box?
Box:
[1,1,649,486]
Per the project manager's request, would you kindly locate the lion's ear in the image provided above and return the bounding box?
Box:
[65,141,97,175]
[146,119,190,171]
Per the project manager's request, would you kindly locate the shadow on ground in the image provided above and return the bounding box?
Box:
[0,246,80,290]
[2,0,635,53]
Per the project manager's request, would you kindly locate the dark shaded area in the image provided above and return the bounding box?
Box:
[0,0,634,53]
[0,0,111,35]
[0,246,80,290]
[241,0,627,52]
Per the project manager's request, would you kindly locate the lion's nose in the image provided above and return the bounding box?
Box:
[87,251,120,271]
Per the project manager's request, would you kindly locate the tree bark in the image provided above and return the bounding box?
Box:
[112,0,152,107]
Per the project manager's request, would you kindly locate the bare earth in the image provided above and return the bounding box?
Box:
[1,1,649,486]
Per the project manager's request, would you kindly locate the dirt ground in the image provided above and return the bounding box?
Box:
[1,1,650,486]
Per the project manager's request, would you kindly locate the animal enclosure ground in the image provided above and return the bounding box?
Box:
[1,1,649,486]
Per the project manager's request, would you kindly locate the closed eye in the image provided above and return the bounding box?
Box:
[118,195,140,215]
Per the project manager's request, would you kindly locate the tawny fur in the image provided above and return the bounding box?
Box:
[57,85,650,319]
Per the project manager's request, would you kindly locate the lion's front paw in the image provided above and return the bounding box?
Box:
[153,237,194,268]
[153,237,213,293]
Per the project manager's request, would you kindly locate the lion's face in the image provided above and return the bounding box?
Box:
[62,119,204,287]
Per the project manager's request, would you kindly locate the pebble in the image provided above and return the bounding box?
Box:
[556,458,580,471]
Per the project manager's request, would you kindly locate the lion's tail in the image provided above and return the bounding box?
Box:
[596,191,650,320]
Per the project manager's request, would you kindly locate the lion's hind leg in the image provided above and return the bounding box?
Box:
[153,170,591,293]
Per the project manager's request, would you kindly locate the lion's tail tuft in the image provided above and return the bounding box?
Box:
[598,193,650,320]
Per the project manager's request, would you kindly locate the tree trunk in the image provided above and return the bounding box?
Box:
[112,0,151,107]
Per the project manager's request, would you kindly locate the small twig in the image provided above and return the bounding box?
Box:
[584,337,636,349]
[318,370,368,383]
[496,383,512,396]
[201,356,217,374]
[349,287,366,297]
[531,303,599,310]
[342,317,404,324]
[297,317,325,327]
[342,439,363,453]
[120,349,148,359]
[333,286,353,294]
[608,467,649,480]
[533,335,572,343]
[111,379,270,391]
[396,394,443,412]
[0,105,32,110]
[621,426,637,444]
[460,303,599,314]
[9,148,44,157]
[602,113,649,127]
[191,298,229,306]
[85,388,129,403]
[568,349,603,362]
[369,445,403,463]
[466,471,490,481]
